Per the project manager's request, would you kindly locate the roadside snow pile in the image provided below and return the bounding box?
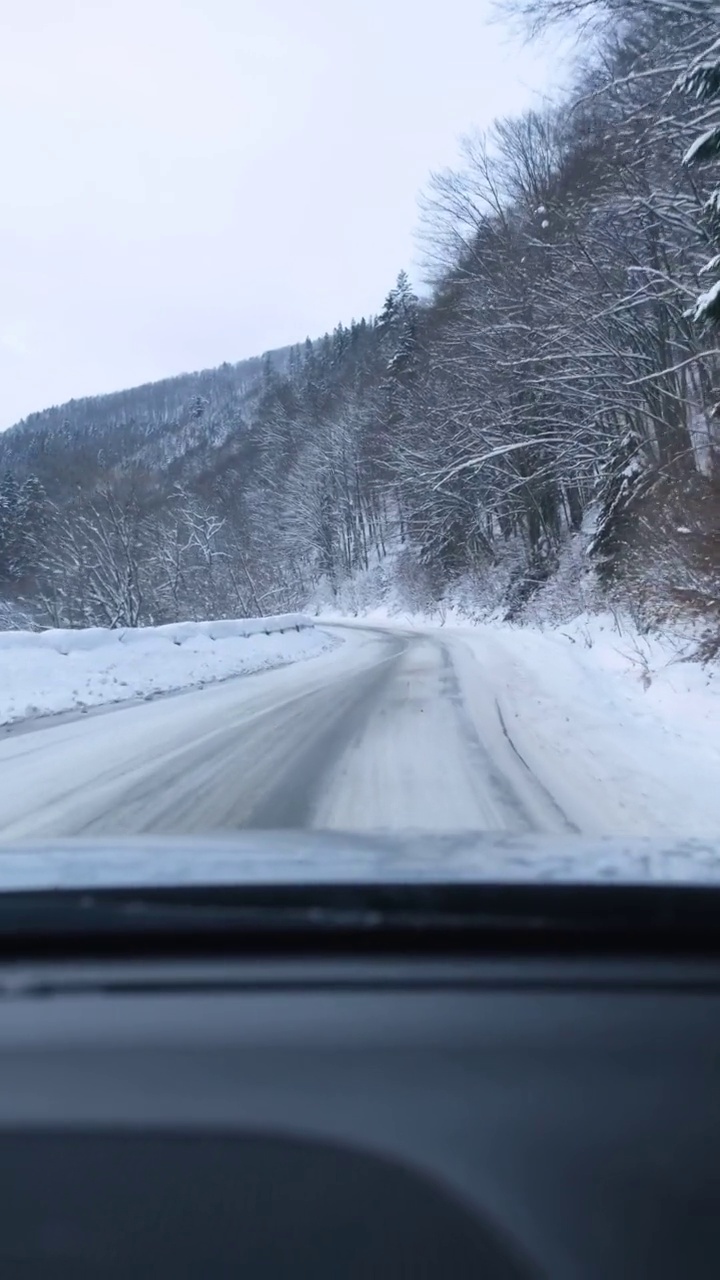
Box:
[458,612,720,838]
[0,615,338,728]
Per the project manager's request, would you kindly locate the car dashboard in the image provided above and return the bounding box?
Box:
[0,883,717,1277]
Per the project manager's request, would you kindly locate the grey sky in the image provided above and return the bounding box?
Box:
[1,0,565,429]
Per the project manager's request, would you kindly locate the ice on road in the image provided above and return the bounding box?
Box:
[0,620,717,841]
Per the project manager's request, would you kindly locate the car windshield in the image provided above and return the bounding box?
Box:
[1,0,719,892]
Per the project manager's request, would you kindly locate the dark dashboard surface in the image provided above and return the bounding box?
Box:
[0,950,718,1278]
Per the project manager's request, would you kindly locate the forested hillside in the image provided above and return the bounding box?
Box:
[2,0,720,635]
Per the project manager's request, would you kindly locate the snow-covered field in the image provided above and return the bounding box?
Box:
[0,615,338,728]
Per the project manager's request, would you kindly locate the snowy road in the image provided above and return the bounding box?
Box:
[0,625,574,839]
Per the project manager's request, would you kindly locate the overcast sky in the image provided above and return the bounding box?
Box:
[1,0,566,429]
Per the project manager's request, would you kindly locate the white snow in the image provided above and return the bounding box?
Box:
[699,252,720,276]
[316,609,720,838]
[1,606,719,878]
[682,125,720,166]
[451,612,720,838]
[0,615,338,727]
[689,278,720,323]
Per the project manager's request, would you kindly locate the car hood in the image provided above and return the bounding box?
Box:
[0,832,719,890]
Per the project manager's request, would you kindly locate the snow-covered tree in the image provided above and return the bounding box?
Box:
[678,34,720,325]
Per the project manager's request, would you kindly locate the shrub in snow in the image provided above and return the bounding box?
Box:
[0,599,37,632]
[394,548,446,616]
[522,523,602,628]
[594,468,720,639]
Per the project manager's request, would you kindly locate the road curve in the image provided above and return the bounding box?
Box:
[0,625,572,838]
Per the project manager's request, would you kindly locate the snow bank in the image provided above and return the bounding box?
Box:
[456,612,720,838]
[0,614,313,654]
[0,615,338,728]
